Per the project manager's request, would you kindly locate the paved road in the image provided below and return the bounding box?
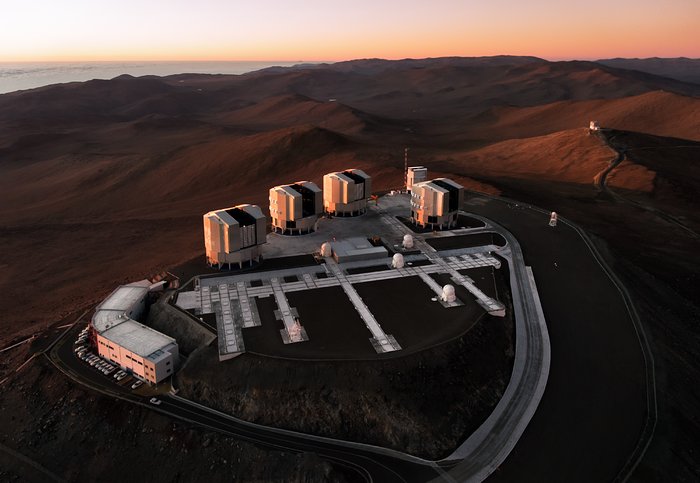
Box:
[440,217,550,482]
[463,194,650,483]
[594,129,700,240]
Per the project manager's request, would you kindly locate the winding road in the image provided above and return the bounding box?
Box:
[593,129,700,240]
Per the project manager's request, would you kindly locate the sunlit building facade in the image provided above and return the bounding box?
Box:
[203,204,267,269]
[269,181,323,234]
[323,169,372,216]
[410,178,464,229]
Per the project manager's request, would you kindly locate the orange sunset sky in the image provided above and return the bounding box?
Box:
[1,0,698,62]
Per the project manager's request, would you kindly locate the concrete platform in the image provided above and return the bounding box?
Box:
[175,193,510,360]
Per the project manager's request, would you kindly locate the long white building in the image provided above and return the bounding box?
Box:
[203,204,267,269]
[269,181,323,235]
[90,281,179,384]
[323,169,372,216]
[411,178,464,229]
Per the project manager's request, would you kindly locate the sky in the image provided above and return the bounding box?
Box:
[1,0,698,62]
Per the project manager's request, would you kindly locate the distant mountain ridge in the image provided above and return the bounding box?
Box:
[597,57,700,84]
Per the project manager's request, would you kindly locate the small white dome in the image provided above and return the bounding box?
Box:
[392,253,405,269]
[441,284,456,303]
[402,234,414,249]
[320,242,332,257]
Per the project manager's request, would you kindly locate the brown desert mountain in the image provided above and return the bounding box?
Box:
[598,57,700,84]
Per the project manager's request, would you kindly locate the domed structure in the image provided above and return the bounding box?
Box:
[402,234,414,249]
[320,242,332,257]
[441,284,456,303]
[392,253,405,269]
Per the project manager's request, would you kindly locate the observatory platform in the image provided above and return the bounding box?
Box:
[175,193,509,361]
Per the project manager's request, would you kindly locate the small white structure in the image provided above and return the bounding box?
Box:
[441,284,456,303]
[323,169,372,216]
[402,234,414,249]
[320,242,332,257]
[287,319,303,343]
[589,121,600,131]
[406,166,428,192]
[549,211,558,227]
[392,253,405,269]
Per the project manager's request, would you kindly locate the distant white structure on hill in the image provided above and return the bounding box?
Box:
[589,121,601,131]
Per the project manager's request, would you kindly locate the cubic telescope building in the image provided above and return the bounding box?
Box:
[269,181,323,235]
[411,178,465,229]
[406,166,428,192]
[203,204,267,269]
[90,280,179,384]
[323,169,372,216]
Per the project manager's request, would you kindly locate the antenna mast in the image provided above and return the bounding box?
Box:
[404,147,409,191]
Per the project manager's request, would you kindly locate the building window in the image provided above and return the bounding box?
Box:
[166,361,171,366]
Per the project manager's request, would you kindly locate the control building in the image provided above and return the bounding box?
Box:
[410,178,464,229]
[323,169,372,216]
[269,181,323,235]
[203,204,266,269]
[406,166,428,192]
[90,280,179,384]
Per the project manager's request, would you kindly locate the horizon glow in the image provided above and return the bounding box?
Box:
[1,0,698,62]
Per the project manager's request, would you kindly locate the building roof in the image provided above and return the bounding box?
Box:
[205,204,265,227]
[414,180,449,194]
[342,169,369,184]
[326,169,370,184]
[100,319,176,358]
[432,178,464,190]
[93,283,150,332]
[331,237,388,260]
[273,185,301,198]
[273,181,322,196]
[295,181,322,192]
[97,284,148,312]
[91,281,177,360]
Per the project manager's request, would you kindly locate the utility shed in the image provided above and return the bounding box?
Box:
[331,237,388,263]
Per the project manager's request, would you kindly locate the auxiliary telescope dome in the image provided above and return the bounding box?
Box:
[392,253,405,269]
[441,284,456,303]
[320,242,332,258]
